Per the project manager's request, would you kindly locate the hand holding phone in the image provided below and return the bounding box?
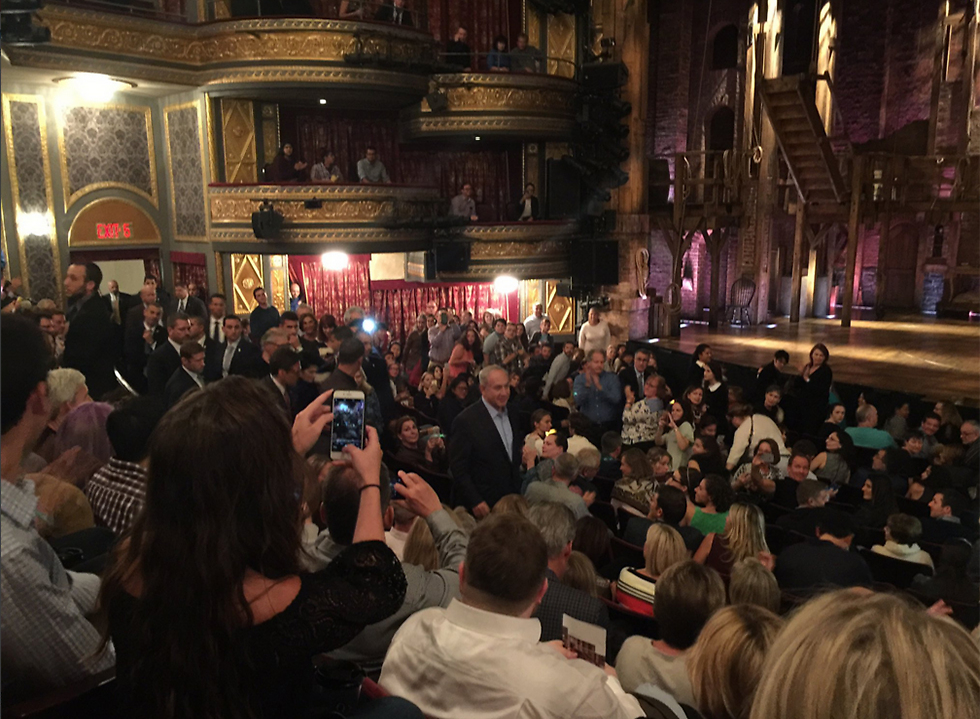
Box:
[331,390,366,460]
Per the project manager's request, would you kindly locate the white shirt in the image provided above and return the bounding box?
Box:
[578,320,611,353]
[523,313,544,338]
[271,376,288,398]
[222,339,240,376]
[726,413,788,468]
[379,599,642,719]
[167,338,182,355]
[183,367,204,388]
[567,434,599,458]
[385,525,412,561]
[209,316,225,343]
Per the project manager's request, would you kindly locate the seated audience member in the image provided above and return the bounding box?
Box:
[772,452,813,507]
[513,182,540,221]
[85,397,166,535]
[615,524,688,616]
[100,387,409,718]
[622,374,667,447]
[522,430,567,491]
[910,539,978,604]
[391,416,448,473]
[685,474,735,536]
[687,604,784,719]
[510,32,543,72]
[524,409,553,454]
[25,468,94,540]
[445,25,472,70]
[375,0,413,25]
[51,402,115,480]
[311,467,467,674]
[730,437,780,500]
[845,404,896,450]
[32,368,91,462]
[567,412,600,457]
[774,479,833,536]
[758,385,784,424]
[357,146,392,184]
[577,446,602,482]
[725,403,787,471]
[749,590,980,719]
[883,400,910,440]
[752,349,788,405]
[693,502,769,577]
[615,561,726,704]
[527,503,611,644]
[268,142,306,182]
[655,399,695,470]
[687,435,727,478]
[853,473,900,529]
[957,418,979,472]
[727,558,781,613]
[487,34,511,71]
[773,510,873,592]
[915,411,942,459]
[309,149,342,182]
[933,399,964,446]
[525,452,593,520]
[563,550,602,597]
[164,341,205,409]
[599,431,624,478]
[810,429,853,486]
[379,512,643,718]
[921,490,974,543]
[449,183,479,221]
[611,447,656,515]
[413,372,440,418]
[871,513,933,568]
[492,492,530,517]
[624,484,705,552]
[1,314,115,702]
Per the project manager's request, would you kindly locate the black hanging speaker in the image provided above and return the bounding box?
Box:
[434,242,470,273]
[251,203,284,240]
[546,157,582,219]
[582,62,629,91]
[571,240,620,287]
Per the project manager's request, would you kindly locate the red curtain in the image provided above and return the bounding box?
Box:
[399,149,513,221]
[283,109,402,181]
[289,254,372,321]
[371,279,513,344]
[428,0,517,60]
[171,251,207,298]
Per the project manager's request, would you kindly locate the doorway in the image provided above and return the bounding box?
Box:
[882,225,919,309]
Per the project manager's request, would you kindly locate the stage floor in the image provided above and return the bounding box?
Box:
[656,314,980,405]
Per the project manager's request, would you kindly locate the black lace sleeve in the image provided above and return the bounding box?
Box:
[273,540,407,653]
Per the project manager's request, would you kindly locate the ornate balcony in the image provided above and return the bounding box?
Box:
[6,6,438,103]
[401,72,579,141]
[438,221,580,281]
[207,182,443,248]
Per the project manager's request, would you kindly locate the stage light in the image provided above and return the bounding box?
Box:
[319,98,327,105]
[361,318,377,333]
[474,136,482,141]
[16,211,52,237]
[766,323,778,329]
[321,251,349,271]
[647,338,660,344]
[680,323,689,329]
[55,73,134,102]
[493,275,519,294]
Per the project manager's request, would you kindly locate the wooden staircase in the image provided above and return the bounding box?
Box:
[760,75,848,209]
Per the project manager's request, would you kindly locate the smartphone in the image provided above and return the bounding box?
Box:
[330,390,366,460]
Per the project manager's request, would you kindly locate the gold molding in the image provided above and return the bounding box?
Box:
[404,115,575,138]
[56,101,158,210]
[208,227,435,244]
[460,221,579,243]
[0,206,8,280]
[269,254,287,312]
[220,99,257,184]
[214,252,225,296]
[67,196,161,247]
[230,253,262,315]
[546,13,577,79]
[204,93,220,184]
[163,100,210,242]
[2,93,61,302]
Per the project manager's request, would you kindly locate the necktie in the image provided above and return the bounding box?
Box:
[179,299,185,313]
[212,319,220,342]
[395,9,402,23]
[223,343,235,376]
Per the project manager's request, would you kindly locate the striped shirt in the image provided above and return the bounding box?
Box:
[84,458,147,535]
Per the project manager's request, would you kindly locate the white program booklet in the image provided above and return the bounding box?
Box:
[561,614,607,667]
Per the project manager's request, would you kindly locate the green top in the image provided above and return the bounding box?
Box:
[844,426,896,450]
[691,507,729,536]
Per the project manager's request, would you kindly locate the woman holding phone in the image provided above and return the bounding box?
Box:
[731,438,781,499]
[654,399,695,470]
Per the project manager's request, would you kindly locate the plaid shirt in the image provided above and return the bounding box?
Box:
[1,478,114,699]
[85,458,147,535]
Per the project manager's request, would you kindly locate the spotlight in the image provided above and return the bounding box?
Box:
[319,98,327,105]
[493,275,519,294]
[361,318,377,333]
[321,251,349,271]
[54,73,135,102]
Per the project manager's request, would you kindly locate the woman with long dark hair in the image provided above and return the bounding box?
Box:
[447,326,479,380]
[268,142,307,182]
[798,343,833,435]
[853,473,900,529]
[316,312,337,345]
[99,379,406,719]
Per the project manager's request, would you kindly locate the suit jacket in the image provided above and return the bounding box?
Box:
[101,291,132,323]
[204,339,263,382]
[168,295,207,319]
[164,367,202,408]
[146,342,181,395]
[63,293,118,399]
[375,3,413,25]
[259,375,292,418]
[533,568,614,655]
[124,321,167,392]
[511,195,540,221]
[618,366,654,399]
[449,400,522,510]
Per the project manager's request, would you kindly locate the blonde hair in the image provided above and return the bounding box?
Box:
[728,559,780,613]
[403,508,466,570]
[577,447,601,472]
[563,550,599,597]
[725,503,769,563]
[46,368,87,413]
[643,523,689,577]
[492,494,529,517]
[689,604,783,719]
[749,590,980,719]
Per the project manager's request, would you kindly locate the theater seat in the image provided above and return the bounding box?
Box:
[765,524,808,555]
[857,548,933,590]
[610,536,645,568]
[600,596,660,640]
[590,501,619,535]
[3,668,117,719]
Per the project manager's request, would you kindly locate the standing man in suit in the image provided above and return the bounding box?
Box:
[125,285,158,336]
[62,262,117,399]
[124,301,166,393]
[261,346,300,419]
[102,280,131,325]
[449,365,522,517]
[164,341,205,408]
[143,274,171,311]
[186,315,212,355]
[249,287,280,346]
[169,282,206,319]
[205,314,262,381]
[375,0,413,26]
[146,313,189,395]
[618,347,655,400]
[206,293,226,345]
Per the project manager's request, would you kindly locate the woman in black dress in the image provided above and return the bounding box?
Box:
[798,342,833,435]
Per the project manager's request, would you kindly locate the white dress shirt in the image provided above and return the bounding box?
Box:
[481,397,513,455]
[209,316,225,343]
[222,339,240,376]
[183,367,204,388]
[379,599,642,719]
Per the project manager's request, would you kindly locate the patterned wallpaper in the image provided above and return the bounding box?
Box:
[165,103,207,240]
[2,95,60,301]
[60,104,157,207]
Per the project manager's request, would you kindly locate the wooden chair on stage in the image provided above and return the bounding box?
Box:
[728,277,755,325]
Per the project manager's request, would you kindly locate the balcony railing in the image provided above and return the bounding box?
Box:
[207,0,430,27]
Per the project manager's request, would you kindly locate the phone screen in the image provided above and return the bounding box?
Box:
[331,396,365,453]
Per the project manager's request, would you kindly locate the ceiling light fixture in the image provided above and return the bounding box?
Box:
[319,98,327,105]
[321,251,349,271]
[54,73,135,102]
[493,275,519,294]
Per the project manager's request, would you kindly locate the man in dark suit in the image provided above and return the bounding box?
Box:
[164,341,205,408]
[62,262,117,399]
[205,314,262,382]
[921,491,975,543]
[146,313,189,395]
[526,503,614,652]
[168,282,207,319]
[618,346,655,400]
[773,511,873,593]
[101,279,131,325]
[375,0,413,26]
[144,273,171,311]
[511,182,540,221]
[186,315,213,355]
[125,285,159,335]
[123,301,167,393]
[774,479,836,537]
[259,346,300,419]
[449,365,523,517]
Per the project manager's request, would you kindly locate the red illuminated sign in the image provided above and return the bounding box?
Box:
[96,222,132,240]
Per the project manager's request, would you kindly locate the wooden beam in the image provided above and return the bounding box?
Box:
[805,243,818,318]
[706,226,730,329]
[790,200,806,323]
[874,156,894,319]
[841,156,864,327]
